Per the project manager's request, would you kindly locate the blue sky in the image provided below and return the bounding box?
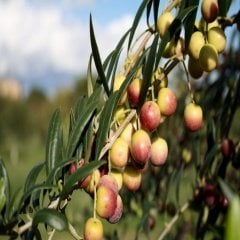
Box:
[0,0,142,95]
[0,0,238,96]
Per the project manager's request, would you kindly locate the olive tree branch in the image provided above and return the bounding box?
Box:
[99,109,136,159]
[158,201,190,240]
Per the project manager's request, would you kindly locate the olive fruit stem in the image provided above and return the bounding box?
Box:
[93,172,99,219]
[124,31,152,76]
[69,223,83,240]
[182,60,195,103]
[158,201,190,240]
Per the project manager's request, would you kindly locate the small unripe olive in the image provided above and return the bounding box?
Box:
[153,67,168,89]
[113,74,127,105]
[109,170,123,190]
[114,106,126,124]
[127,78,142,108]
[199,43,218,72]
[207,27,226,53]
[157,11,174,38]
[84,217,103,240]
[188,31,205,60]
[184,102,203,131]
[110,137,129,168]
[151,137,168,166]
[123,165,142,191]
[120,123,133,147]
[157,87,177,116]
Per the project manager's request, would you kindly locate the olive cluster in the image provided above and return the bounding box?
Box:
[157,0,226,78]
[69,1,230,239]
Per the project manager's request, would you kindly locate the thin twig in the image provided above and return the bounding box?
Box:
[17,198,61,235]
[17,220,33,235]
[124,31,153,77]
[99,109,136,159]
[48,229,56,240]
[158,201,190,240]
[164,0,181,13]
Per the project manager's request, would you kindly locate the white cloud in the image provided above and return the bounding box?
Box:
[0,0,137,94]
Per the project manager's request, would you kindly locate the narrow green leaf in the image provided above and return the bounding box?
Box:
[200,145,217,177]
[146,0,153,27]
[218,0,232,17]
[192,134,201,168]
[5,187,22,221]
[176,163,184,205]
[45,109,62,175]
[0,160,10,207]
[218,179,235,203]
[182,1,199,49]
[94,58,142,161]
[128,0,149,50]
[206,116,216,149]
[90,15,109,95]
[24,162,44,194]
[94,92,119,161]
[18,184,54,212]
[153,0,160,28]
[139,35,159,108]
[74,97,87,121]
[224,196,240,240]
[66,87,101,159]
[107,29,131,88]
[33,208,68,231]
[83,120,94,163]
[46,157,78,185]
[87,55,94,97]
[0,178,6,212]
[60,160,105,199]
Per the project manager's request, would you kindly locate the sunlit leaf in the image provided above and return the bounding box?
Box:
[18,184,54,213]
[24,162,44,194]
[128,0,149,50]
[107,29,131,90]
[0,160,10,208]
[33,208,68,231]
[90,15,109,95]
[45,109,62,176]
[94,92,119,161]
[139,35,159,108]
[66,87,101,159]
[87,55,94,97]
[218,178,235,202]
[224,196,240,240]
[0,178,6,212]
